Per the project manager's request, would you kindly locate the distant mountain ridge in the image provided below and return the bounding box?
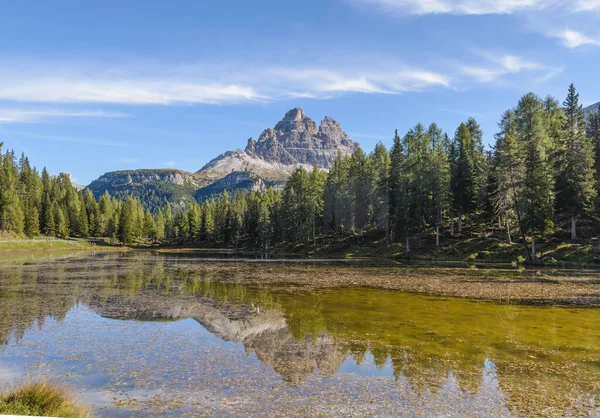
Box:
[87,108,358,208]
[87,168,206,208]
[584,102,599,116]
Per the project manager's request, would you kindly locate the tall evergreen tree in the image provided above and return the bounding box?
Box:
[389,130,406,240]
[369,142,391,247]
[118,198,137,245]
[555,84,596,239]
[451,123,478,232]
[515,93,554,259]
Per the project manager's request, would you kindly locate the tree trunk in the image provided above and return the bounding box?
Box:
[450,218,454,236]
[405,235,410,253]
[436,224,440,247]
[531,231,536,261]
[571,217,577,241]
[457,213,462,233]
[506,220,512,244]
[385,214,391,249]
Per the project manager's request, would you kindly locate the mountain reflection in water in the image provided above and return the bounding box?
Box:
[1,252,599,417]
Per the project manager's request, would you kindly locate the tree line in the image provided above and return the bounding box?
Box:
[1,84,599,260]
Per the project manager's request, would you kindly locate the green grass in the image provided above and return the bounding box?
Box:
[0,234,131,253]
[0,238,94,252]
[0,381,92,417]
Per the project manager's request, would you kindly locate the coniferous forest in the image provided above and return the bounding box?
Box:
[3,85,600,261]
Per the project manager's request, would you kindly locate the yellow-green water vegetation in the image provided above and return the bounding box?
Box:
[1,253,600,415]
[0,381,92,417]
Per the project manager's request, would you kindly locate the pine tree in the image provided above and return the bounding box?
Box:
[256,196,271,249]
[78,196,89,237]
[389,130,406,240]
[54,204,69,238]
[118,198,136,245]
[40,168,52,235]
[143,210,157,241]
[164,202,174,240]
[428,124,451,246]
[451,123,478,233]
[202,199,215,242]
[555,84,596,239]
[465,118,488,209]
[24,204,40,238]
[493,109,524,244]
[188,203,202,242]
[214,191,232,245]
[369,142,391,247]
[155,211,166,242]
[515,93,554,259]
[350,148,371,235]
[0,150,25,234]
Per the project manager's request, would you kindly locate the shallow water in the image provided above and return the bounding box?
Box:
[1,252,600,416]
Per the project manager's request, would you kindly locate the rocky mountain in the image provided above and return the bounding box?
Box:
[87,108,358,209]
[87,169,208,208]
[196,108,358,181]
[194,171,271,201]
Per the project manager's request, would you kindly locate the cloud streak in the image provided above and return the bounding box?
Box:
[0,53,559,108]
[552,29,600,48]
[0,108,129,123]
[347,0,600,16]
[459,54,559,83]
[0,65,452,105]
[8,131,129,147]
[0,79,263,105]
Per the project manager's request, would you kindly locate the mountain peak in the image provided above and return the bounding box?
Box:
[274,108,315,133]
[283,108,305,121]
[320,115,339,127]
[245,137,256,154]
[197,108,359,180]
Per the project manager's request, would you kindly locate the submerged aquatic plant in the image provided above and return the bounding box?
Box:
[0,380,92,418]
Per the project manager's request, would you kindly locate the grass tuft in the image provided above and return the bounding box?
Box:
[0,381,92,417]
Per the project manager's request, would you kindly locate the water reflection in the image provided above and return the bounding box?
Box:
[0,253,599,416]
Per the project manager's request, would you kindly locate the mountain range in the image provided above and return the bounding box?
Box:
[87,108,359,208]
[86,102,600,209]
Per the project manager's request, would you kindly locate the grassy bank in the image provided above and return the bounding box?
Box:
[0,233,129,253]
[0,381,91,417]
[265,229,600,267]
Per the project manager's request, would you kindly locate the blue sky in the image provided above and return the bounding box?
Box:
[1,0,600,184]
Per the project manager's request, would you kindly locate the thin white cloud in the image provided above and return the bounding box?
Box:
[0,79,263,105]
[264,68,451,96]
[347,0,547,16]
[346,0,600,48]
[459,54,558,83]
[0,53,560,107]
[0,108,129,123]
[347,0,600,16]
[8,131,129,147]
[553,29,600,48]
[571,0,600,12]
[0,64,452,104]
[164,160,176,167]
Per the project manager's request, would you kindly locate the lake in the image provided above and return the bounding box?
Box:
[1,251,599,416]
